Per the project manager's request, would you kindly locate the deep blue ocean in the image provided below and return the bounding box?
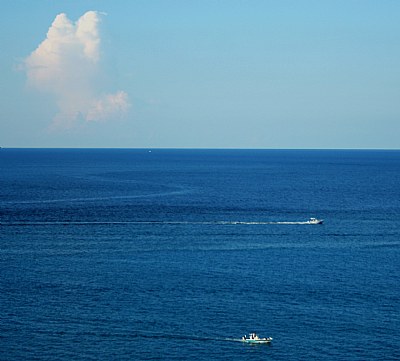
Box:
[1,149,400,360]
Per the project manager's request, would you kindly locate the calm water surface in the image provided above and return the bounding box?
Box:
[1,149,400,360]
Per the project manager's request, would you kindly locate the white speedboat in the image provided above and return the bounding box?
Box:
[308,217,323,224]
[241,333,273,344]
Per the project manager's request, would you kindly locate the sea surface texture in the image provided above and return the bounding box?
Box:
[1,149,399,360]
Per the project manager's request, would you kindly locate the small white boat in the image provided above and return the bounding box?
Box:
[241,333,273,344]
[307,217,323,224]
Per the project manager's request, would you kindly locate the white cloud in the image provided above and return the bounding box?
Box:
[24,11,129,129]
[86,91,129,122]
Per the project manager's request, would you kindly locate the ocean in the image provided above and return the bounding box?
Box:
[1,148,399,360]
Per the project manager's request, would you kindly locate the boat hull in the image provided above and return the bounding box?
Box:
[308,218,323,224]
[242,340,271,344]
[241,337,273,344]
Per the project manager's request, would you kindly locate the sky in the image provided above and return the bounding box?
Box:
[1,0,399,149]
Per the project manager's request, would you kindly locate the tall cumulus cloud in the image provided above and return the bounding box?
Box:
[24,11,129,129]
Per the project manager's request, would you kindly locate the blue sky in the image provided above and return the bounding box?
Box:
[1,0,399,148]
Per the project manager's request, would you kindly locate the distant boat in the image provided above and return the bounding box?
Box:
[307,217,323,224]
[241,333,273,344]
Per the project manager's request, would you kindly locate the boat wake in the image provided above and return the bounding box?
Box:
[226,221,311,225]
[0,189,189,205]
[1,220,317,226]
[132,332,238,343]
[132,332,268,344]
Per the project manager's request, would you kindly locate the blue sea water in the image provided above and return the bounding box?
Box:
[1,148,400,360]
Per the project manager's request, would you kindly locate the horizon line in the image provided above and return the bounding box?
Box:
[2,147,400,151]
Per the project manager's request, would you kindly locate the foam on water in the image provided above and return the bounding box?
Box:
[0,220,316,226]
